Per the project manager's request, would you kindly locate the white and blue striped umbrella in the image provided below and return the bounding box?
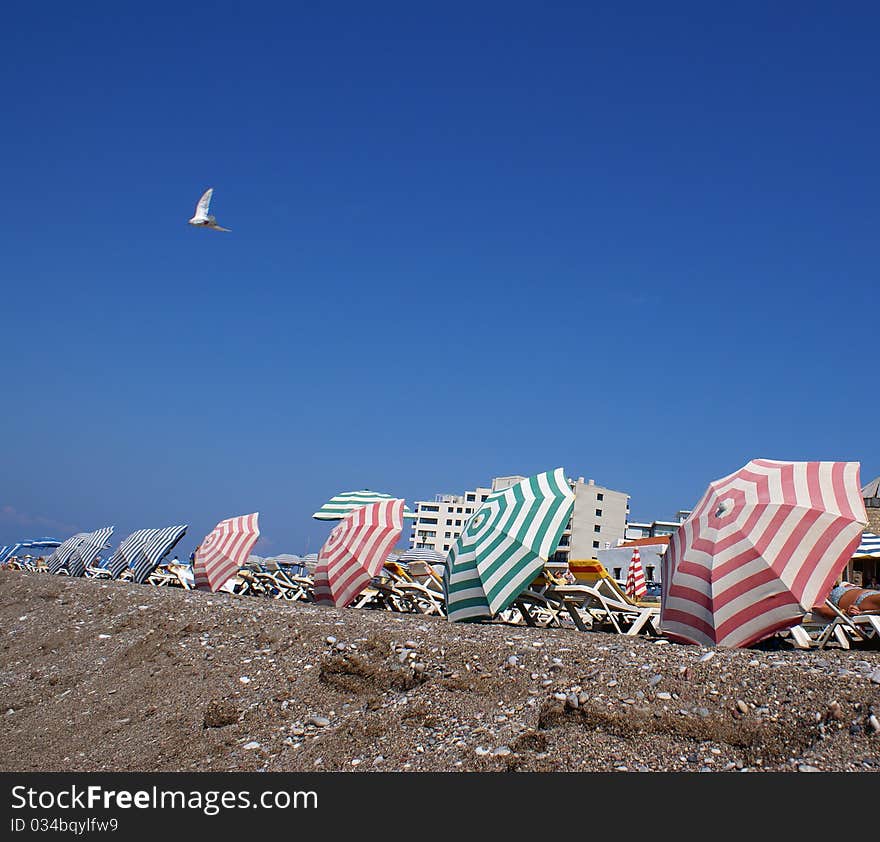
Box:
[853,532,880,558]
[105,529,156,578]
[47,533,89,574]
[131,524,188,583]
[67,527,114,577]
[0,538,61,566]
[397,548,446,570]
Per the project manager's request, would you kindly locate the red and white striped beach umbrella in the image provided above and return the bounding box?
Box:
[625,547,647,600]
[194,513,260,592]
[313,499,404,608]
[661,459,867,648]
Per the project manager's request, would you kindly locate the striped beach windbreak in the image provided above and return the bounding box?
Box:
[313,499,404,607]
[312,490,415,521]
[661,459,868,648]
[193,513,260,592]
[444,468,575,622]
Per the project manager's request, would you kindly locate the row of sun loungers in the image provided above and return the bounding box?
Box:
[6,553,877,649]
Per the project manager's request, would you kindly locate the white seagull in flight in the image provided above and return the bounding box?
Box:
[188,188,231,232]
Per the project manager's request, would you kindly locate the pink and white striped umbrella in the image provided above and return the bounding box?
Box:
[625,547,647,600]
[194,513,260,592]
[660,460,867,648]
[313,499,404,608]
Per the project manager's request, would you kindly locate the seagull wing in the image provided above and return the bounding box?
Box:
[192,188,213,221]
[209,223,231,232]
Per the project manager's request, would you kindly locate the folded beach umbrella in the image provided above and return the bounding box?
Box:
[661,459,868,648]
[193,514,260,592]
[444,468,575,622]
[130,524,188,584]
[625,547,647,600]
[312,490,415,521]
[46,533,89,574]
[313,499,405,607]
[67,526,114,577]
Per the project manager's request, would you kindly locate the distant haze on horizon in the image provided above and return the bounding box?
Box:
[3,3,877,557]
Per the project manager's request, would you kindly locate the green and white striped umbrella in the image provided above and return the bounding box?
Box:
[443,468,575,622]
[312,490,416,521]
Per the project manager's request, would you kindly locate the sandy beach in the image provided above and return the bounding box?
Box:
[1,569,879,773]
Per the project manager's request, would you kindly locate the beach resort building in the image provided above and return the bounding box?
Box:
[843,476,880,586]
[408,474,630,564]
[623,511,691,541]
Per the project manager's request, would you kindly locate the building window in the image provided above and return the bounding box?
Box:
[446,519,452,526]
[613,567,622,578]
[443,544,450,551]
[466,494,476,502]
[481,495,488,501]
[646,565,655,581]
[421,504,439,512]
[593,541,600,549]
[456,507,462,513]
[597,493,604,501]
[445,531,451,538]
[594,525,601,533]
[420,517,438,525]
[595,509,602,517]
[465,508,472,514]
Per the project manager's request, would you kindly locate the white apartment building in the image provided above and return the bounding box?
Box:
[623,510,691,541]
[409,474,630,563]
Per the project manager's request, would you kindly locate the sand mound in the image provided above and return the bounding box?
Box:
[1,569,879,772]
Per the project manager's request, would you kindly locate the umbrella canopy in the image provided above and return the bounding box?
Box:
[46,533,89,574]
[444,468,575,622]
[397,548,445,565]
[852,532,880,558]
[130,524,188,583]
[625,547,647,600]
[193,514,260,592]
[313,499,405,607]
[0,538,61,566]
[312,490,415,521]
[105,528,155,578]
[661,459,868,648]
[67,527,114,577]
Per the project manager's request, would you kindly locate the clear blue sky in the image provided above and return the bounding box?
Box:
[3,2,878,557]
